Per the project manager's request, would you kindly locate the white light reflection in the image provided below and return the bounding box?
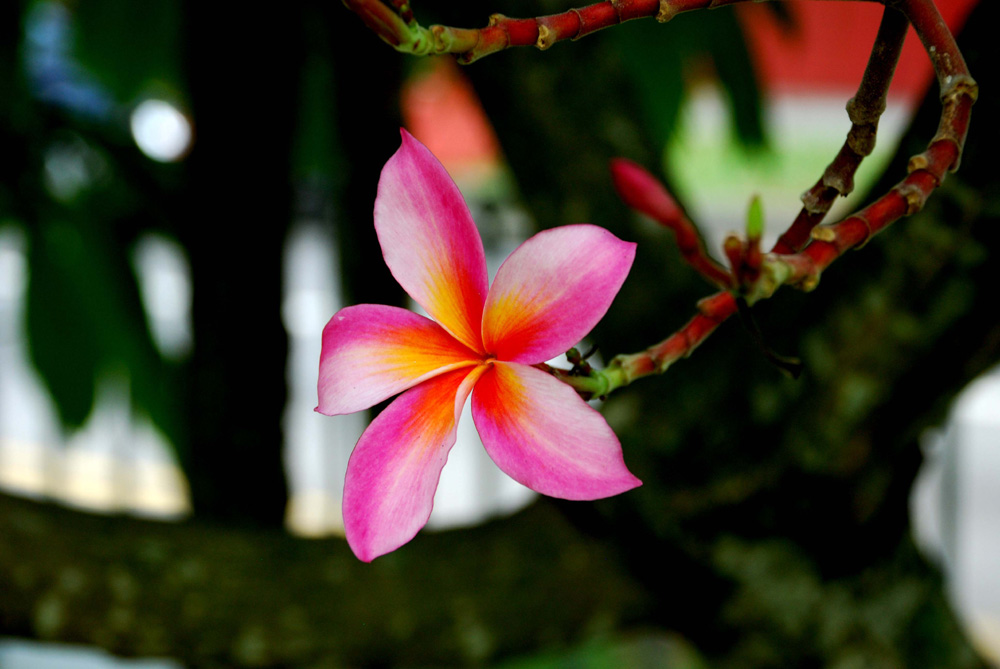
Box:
[131,234,193,360]
[130,99,192,163]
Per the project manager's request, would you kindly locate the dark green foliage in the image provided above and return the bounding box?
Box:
[613,7,766,161]
[3,0,184,447]
[25,216,179,443]
[73,0,183,103]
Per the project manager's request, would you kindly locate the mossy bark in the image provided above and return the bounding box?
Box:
[0,494,647,667]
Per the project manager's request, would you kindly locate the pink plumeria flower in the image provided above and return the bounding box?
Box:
[317,129,641,562]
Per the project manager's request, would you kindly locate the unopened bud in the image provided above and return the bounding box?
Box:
[609,159,681,225]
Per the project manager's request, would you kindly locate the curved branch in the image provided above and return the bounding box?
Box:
[774,5,909,254]
[341,0,977,395]
[559,0,976,394]
[342,0,771,63]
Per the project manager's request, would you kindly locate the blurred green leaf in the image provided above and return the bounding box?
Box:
[25,215,180,448]
[72,0,183,103]
[25,221,101,425]
[706,10,766,148]
[612,19,685,152]
[612,9,766,155]
[293,24,342,184]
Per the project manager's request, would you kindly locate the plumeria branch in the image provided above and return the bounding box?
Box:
[773,5,909,254]
[344,0,670,64]
[344,0,819,64]
[343,0,977,398]
[542,0,977,398]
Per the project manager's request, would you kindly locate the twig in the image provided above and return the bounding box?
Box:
[566,0,976,395]
[345,0,773,63]
[610,158,733,289]
[773,5,909,254]
[343,0,977,396]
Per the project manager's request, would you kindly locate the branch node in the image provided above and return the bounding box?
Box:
[852,216,875,249]
[800,188,828,215]
[907,153,930,174]
[846,124,878,157]
[846,96,886,127]
[810,226,836,243]
[942,73,979,103]
[656,1,678,23]
[897,181,929,216]
[821,170,855,198]
[569,8,587,40]
[798,273,821,293]
[536,24,554,49]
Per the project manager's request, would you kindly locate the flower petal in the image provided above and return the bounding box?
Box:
[343,365,487,562]
[374,129,489,353]
[482,225,635,364]
[471,361,641,500]
[317,304,479,416]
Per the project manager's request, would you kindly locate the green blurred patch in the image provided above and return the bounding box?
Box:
[612,9,765,153]
[24,215,181,449]
[72,0,183,103]
[495,631,708,669]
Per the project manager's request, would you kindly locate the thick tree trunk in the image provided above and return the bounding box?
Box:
[329,3,407,310]
[0,493,646,667]
[175,4,302,526]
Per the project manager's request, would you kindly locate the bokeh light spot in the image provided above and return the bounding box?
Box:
[130,99,192,163]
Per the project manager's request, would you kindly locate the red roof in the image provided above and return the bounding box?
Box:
[737,0,978,103]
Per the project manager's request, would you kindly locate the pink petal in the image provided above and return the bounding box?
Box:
[317,304,479,416]
[471,361,641,500]
[374,129,489,353]
[482,225,636,364]
[343,365,487,562]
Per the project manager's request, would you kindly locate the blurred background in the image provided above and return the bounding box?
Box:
[1,0,996,666]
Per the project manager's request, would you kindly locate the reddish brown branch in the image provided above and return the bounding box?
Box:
[343,0,978,393]
[903,0,978,173]
[610,292,736,384]
[344,0,772,63]
[608,119,969,391]
[773,5,909,254]
[599,0,977,391]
